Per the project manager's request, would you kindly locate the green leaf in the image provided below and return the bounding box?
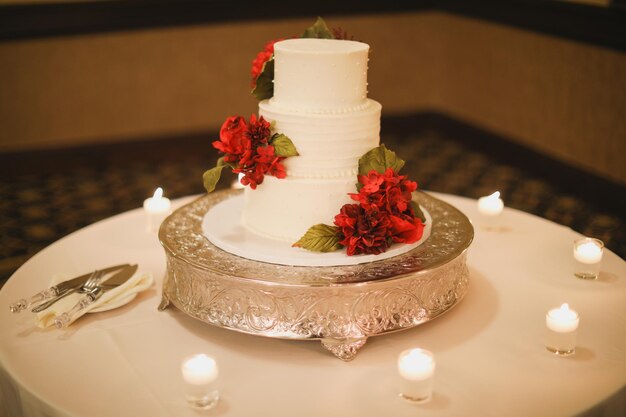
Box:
[202,157,229,193]
[358,144,405,177]
[251,58,274,100]
[293,224,342,252]
[302,17,334,39]
[411,201,427,223]
[270,133,299,157]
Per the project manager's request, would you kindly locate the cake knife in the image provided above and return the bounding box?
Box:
[9,263,130,313]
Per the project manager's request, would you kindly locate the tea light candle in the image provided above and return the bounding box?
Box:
[574,238,603,264]
[231,172,245,189]
[573,237,604,279]
[182,354,218,385]
[545,303,579,356]
[397,348,435,403]
[181,354,219,409]
[546,303,579,332]
[143,187,171,232]
[477,191,504,216]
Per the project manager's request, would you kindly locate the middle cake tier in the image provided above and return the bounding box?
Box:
[243,99,382,242]
[258,98,381,178]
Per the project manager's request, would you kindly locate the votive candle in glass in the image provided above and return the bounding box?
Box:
[397,348,435,403]
[477,191,504,229]
[573,237,604,280]
[143,187,171,232]
[231,172,245,189]
[181,354,219,409]
[545,303,579,356]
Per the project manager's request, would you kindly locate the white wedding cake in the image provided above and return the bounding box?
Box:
[242,38,382,242]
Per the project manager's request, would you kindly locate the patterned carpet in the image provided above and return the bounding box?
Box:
[1,116,624,285]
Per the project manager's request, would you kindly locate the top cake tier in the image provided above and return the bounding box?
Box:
[270,38,369,114]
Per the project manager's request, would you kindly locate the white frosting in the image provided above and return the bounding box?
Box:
[259,99,381,178]
[271,38,369,113]
[242,176,355,242]
[242,38,381,242]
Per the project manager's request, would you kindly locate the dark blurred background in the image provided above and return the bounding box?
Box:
[1,0,625,284]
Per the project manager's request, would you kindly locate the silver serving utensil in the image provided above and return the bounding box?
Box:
[9,263,131,313]
[54,264,138,329]
[30,270,104,313]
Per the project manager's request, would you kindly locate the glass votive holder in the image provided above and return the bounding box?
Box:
[477,191,504,230]
[143,187,171,233]
[181,354,219,410]
[573,238,604,280]
[231,172,245,190]
[397,348,435,403]
[545,303,579,356]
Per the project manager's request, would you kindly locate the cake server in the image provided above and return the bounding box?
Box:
[9,263,131,313]
[54,264,138,329]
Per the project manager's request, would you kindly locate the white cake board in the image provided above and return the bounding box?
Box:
[202,194,432,267]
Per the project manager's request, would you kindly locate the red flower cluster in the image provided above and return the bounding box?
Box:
[212,115,286,189]
[334,168,424,256]
[251,39,281,87]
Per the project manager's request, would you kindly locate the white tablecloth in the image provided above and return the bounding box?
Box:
[1,193,625,417]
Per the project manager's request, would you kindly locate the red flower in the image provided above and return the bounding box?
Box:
[335,167,424,255]
[251,39,281,87]
[389,213,424,244]
[246,115,271,148]
[237,115,270,168]
[351,168,417,215]
[334,204,392,256]
[359,170,385,193]
[212,116,249,164]
[237,167,264,190]
[255,146,287,178]
[213,114,286,190]
[236,145,286,189]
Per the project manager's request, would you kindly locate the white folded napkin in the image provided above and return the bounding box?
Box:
[36,270,154,328]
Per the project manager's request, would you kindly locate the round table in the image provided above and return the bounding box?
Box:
[1,192,624,417]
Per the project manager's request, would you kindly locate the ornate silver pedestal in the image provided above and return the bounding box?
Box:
[159,190,473,361]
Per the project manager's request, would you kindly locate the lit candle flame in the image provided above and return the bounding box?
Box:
[231,173,245,189]
[153,187,163,200]
[477,191,504,217]
[547,302,578,328]
[182,354,218,385]
[398,348,435,380]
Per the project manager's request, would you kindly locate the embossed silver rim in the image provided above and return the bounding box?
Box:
[159,190,474,286]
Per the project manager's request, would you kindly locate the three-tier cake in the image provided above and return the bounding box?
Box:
[244,38,383,242]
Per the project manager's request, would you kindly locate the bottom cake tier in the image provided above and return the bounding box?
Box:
[158,189,473,361]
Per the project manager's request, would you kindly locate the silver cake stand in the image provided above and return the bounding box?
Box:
[158,190,473,361]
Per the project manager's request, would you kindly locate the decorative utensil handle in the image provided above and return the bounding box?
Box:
[54,288,103,329]
[9,288,58,313]
[31,287,77,313]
